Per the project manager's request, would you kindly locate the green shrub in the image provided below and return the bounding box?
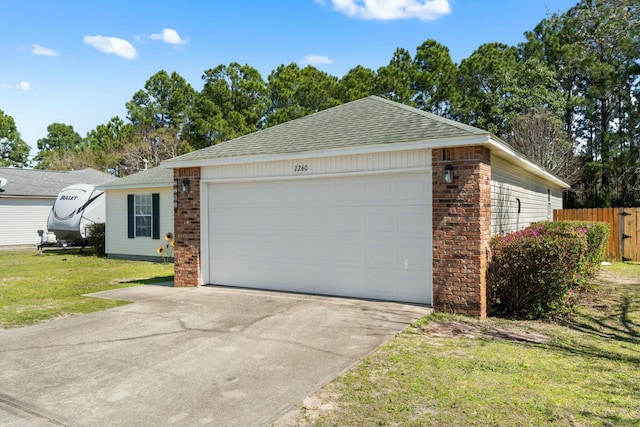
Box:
[536,221,610,279]
[87,222,106,257]
[488,221,609,319]
[582,222,609,273]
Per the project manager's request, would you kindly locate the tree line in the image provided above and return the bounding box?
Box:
[1,0,638,207]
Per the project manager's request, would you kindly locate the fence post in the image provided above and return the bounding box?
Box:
[619,208,625,262]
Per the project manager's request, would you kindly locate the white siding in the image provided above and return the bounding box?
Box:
[202,149,431,181]
[104,187,174,260]
[0,198,54,246]
[491,156,564,235]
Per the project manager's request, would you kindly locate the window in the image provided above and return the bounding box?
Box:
[128,193,160,239]
[135,194,152,237]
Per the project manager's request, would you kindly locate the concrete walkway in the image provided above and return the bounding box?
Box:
[0,284,430,426]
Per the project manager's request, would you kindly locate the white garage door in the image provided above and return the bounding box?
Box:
[207,172,432,304]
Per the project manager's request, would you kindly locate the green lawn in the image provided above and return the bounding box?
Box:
[290,262,640,427]
[0,248,173,328]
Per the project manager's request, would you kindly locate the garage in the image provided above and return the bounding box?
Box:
[164,95,570,316]
[205,170,432,304]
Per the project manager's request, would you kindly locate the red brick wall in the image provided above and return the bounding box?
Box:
[173,167,201,287]
[432,146,491,317]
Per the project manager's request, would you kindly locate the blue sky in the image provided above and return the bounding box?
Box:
[1,0,579,159]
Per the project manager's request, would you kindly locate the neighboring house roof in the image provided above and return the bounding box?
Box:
[161,95,569,189]
[97,167,173,190]
[164,96,489,165]
[0,168,115,198]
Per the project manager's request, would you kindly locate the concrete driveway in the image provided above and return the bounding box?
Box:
[0,284,430,426]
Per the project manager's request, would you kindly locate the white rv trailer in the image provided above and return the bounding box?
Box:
[46,184,105,245]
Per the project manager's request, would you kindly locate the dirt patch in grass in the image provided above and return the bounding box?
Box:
[274,390,342,427]
[574,265,639,313]
[416,320,549,344]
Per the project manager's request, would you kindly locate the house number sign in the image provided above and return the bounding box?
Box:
[294,164,308,172]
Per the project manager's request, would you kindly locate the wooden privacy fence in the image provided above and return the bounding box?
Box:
[553,207,640,262]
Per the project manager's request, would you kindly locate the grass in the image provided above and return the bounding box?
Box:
[0,248,173,328]
[292,262,640,427]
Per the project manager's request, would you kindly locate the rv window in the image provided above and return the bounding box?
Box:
[135,194,153,237]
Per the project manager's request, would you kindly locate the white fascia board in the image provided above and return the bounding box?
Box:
[484,137,571,189]
[97,184,172,191]
[160,134,490,169]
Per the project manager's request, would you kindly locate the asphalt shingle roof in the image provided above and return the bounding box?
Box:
[164,96,489,165]
[0,168,115,197]
[98,167,173,189]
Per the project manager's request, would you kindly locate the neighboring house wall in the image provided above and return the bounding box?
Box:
[491,156,563,235]
[104,187,174,261]
[0,198,53,245]
[0,168,115,247]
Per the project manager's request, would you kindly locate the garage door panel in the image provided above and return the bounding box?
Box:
[335,183,360,201]
[211,256,430,303]
[396,270,431,300]
[365,212,395,232]
[398,178,430,200]
[306,182,334,202]
[334,212,363,232]
[398,212,429,233]
[366,243,396,265]
[213,209,339,234]
[365,181,393,201]
[214,234,428,265]
[398,243,429,267]
[212,258,356,289]
[208,172,432,304]
[334,240,365,263]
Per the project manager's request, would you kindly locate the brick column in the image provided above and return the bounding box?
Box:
[173,167,201,287]
[432,146,491,317]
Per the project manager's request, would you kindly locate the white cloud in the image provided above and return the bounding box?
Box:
[327,0,450,21]
[1,81,32,91]
[300,54,335,66]
[150,28,187,45]
[31,44,58,56]
[83,35,138,59]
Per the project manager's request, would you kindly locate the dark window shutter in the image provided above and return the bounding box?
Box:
[127,194,135,238]
[152,193,160,239]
